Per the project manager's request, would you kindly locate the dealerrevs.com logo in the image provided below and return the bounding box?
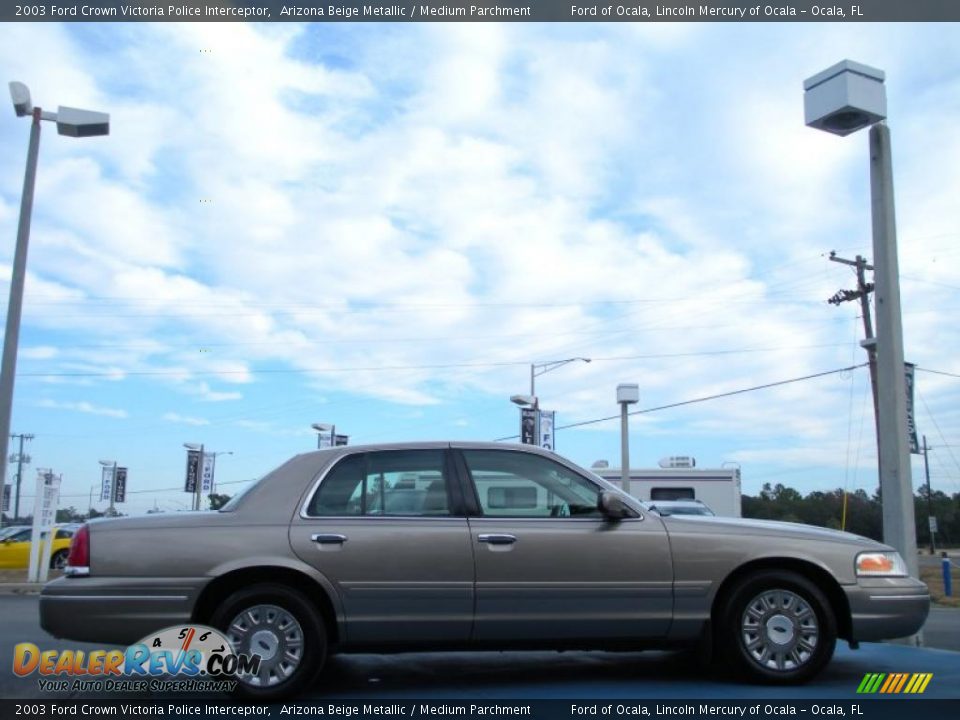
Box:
[14,625,260,693]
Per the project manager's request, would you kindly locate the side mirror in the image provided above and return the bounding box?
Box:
[599,491,639,521]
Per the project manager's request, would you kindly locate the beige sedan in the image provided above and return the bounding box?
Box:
[41,442,929,699]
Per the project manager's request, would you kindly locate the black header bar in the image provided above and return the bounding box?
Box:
[3,1,960,23]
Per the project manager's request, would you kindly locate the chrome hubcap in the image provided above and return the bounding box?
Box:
[227,604,304,688]
[740,589,818,672]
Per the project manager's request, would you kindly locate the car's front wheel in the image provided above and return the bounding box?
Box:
[50,550,68,570]
[718,570,836,684]
[210,583,326,700]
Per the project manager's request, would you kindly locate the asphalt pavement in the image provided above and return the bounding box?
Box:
[0,595,957,701]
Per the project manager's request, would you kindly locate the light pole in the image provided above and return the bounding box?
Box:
[922,436,935,555]
[183,443,204,511]
[98,459,117,516]
[804,61,919,582]
[7,432,33,522]
[311,423,336,449]
[530,357,591,398]
[616,384,639,493]
[0,83,109,496]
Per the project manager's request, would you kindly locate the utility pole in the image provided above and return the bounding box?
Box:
[828,252,879,442]
[922,435,935,555]
[8,432,34,521]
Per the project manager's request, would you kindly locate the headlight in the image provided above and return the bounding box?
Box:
[856,551,907,577]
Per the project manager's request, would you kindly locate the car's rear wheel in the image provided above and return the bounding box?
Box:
[210,583,326,700]
[50,550,68,570]
[718,570,836,684]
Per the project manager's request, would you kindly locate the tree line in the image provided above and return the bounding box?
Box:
[742,482,959,549]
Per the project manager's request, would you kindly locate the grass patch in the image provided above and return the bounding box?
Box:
[920,564,960,607]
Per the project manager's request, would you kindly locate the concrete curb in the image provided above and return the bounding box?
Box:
[0,583,42,595]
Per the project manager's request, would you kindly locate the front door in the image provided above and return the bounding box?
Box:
[459,448,673,643]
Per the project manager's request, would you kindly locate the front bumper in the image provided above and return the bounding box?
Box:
[40,576,207,645]
[844,576,930,641]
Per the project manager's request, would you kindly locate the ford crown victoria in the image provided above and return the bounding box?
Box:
[40,442,929,699]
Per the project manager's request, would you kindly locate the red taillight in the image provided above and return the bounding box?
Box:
[67,524,89,572]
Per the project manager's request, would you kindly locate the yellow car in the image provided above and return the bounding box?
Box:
[0,525,77,569]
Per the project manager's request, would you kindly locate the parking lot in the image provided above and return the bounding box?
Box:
[1,594,957,702]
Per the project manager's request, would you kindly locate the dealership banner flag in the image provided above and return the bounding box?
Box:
[201,453,215,493]
[114,467,128,503]
[184,449,200,493]
[905,362,920,454]
[539,410,556,451]
[520,408,538,445]
[100,465,113,502]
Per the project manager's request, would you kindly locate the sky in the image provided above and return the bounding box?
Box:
[0,19,958,517]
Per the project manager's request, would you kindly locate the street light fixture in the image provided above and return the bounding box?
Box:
[98,459,117,515]
[616,384,640,493]
[311,423,335,449]
[804,60,919,584]
[0,82,110,495]
[530,357,591,398]
[509,394,537,409]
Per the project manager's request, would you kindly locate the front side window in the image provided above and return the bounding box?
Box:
[307,450,451,517]
[462,450,602,518]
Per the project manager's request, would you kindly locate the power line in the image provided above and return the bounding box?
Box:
[918,392,960,479]
[917,367,960,380]
[16,343,858,379]
[495,363,867,440]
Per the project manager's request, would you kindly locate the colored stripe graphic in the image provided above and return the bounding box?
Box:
[868,673,886,693]
[893,673,910,693]
[879,673,897,693]
[856,672,932,694]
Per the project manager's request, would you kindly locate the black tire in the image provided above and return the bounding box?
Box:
[210,583,326,700]
[717,570,836,684]
[50,550,69,570]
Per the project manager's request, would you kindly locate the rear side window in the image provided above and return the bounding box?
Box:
[307,450,451,517]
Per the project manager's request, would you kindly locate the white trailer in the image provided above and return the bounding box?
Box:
[593,466,742,517]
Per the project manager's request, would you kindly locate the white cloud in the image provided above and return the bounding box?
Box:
[37,399,127,419]
[3,22,958,510]
[162,412,210,426]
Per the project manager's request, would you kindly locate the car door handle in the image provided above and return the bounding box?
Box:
[477,534,516,545]
[311,533,348,545]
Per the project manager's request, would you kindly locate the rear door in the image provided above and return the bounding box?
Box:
[290,448,474,646]
[458,448,673,643]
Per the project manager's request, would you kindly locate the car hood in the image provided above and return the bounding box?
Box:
[660,514,889,549]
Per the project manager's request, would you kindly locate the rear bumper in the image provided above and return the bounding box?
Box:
[40,576,207,645]
[844,576,930,641]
